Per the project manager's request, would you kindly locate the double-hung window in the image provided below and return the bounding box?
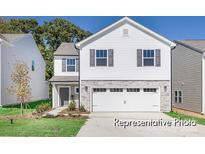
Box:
[143,50,155,66]
[96,50,108,66]
[174,90,183,103]
[67,59,76,72]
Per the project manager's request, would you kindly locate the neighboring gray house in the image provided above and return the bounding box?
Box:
[172,40,205,114]
[49,43,79,108]
[0,34,48,106]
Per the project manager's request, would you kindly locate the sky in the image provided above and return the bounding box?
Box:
[5,16,205,41]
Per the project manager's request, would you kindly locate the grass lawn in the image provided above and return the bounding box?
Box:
[0,118,86,137]
[0,100,51,116]
[165,111,205,125]
[0,99,87,137]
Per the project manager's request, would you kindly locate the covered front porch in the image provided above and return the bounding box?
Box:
[49,76,79,108]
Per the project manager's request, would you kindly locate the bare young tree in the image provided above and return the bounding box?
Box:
[8,61,31,116]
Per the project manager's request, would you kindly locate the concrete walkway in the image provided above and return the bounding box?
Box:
[43,106,67,117]
[77,112,205,137]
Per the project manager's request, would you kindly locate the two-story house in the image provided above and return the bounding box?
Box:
[172,40,205,114]
[50,43,79,108]
[51,17,175,112]
[0,34,48,106]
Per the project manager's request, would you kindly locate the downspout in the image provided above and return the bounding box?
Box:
[74,44,81,109]
[0,39,2,106]
[170,44,176,112]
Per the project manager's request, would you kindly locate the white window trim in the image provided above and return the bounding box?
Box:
[142,49,155,67]
[75,87,79,94]
[95,49,108,67]
[66,58,76,72]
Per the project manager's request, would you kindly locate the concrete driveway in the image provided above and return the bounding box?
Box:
[77,112,205,137]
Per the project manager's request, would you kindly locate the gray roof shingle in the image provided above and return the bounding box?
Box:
[1,34,32,42]
[49,76,79,82]
[54,43,78,56]
[176,40,205,52]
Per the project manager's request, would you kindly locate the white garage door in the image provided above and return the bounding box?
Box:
[92,88,160,112]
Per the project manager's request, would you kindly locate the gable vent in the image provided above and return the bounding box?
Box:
[123,28,128,37]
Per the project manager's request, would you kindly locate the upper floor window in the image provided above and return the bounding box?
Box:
[96,50,108,66]
[31,60,35,71]
[143,50,155,66]
[67,59,76,72]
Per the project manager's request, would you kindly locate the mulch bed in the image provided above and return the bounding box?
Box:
[58,108,89,118]
[0,108,90,121]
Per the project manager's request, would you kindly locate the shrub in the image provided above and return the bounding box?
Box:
[68,101,76,111]
[79,105,86,112]
[36,103,51,113]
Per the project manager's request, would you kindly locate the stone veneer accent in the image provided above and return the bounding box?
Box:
[80,80,171,112]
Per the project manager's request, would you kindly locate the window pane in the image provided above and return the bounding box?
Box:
[67,66,75,72]
[32,60,35,71]
[93,88,106,92]
[127,88,140,92]
[175,97,177,103]
[67,59,75,65]
[144,59,154,66]
[147,50,150,57]
[110,88,123,92]
[175,91,178,97]
[96,50,100,57]
[104,50,107,57]
[96,59,107,66]
[144,51,146,57]
[76,88,79,93]
[100,50,103,57]
[179,97,182,103]
[151,50,154,57]
[179,91,182,96]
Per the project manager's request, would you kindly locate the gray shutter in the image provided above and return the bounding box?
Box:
[76,59,79,72]
[108,49,114,67]
[137,49,142,67]
[62,58,66,72]
[155,49,161,67]
[90,49,95,67]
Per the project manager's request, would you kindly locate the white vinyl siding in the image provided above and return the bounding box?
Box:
[80,23,171,80]
[54,55,79,76]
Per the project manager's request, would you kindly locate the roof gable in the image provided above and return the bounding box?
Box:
[76,17,175,49]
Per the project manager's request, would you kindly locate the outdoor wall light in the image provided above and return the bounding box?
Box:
[164,86,167,92]
[85,86,88,92]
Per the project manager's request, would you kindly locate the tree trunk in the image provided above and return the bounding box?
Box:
[21,102,24,116]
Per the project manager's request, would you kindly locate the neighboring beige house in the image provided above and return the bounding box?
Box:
[172,40,205,114]
[51,17,175,112]
[0,34,48,106]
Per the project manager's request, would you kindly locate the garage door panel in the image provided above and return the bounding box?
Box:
[93,88,160,112]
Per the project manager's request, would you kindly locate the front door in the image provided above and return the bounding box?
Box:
[59,87,69,106]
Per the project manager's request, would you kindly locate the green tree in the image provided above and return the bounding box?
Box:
[0,17,91,81]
